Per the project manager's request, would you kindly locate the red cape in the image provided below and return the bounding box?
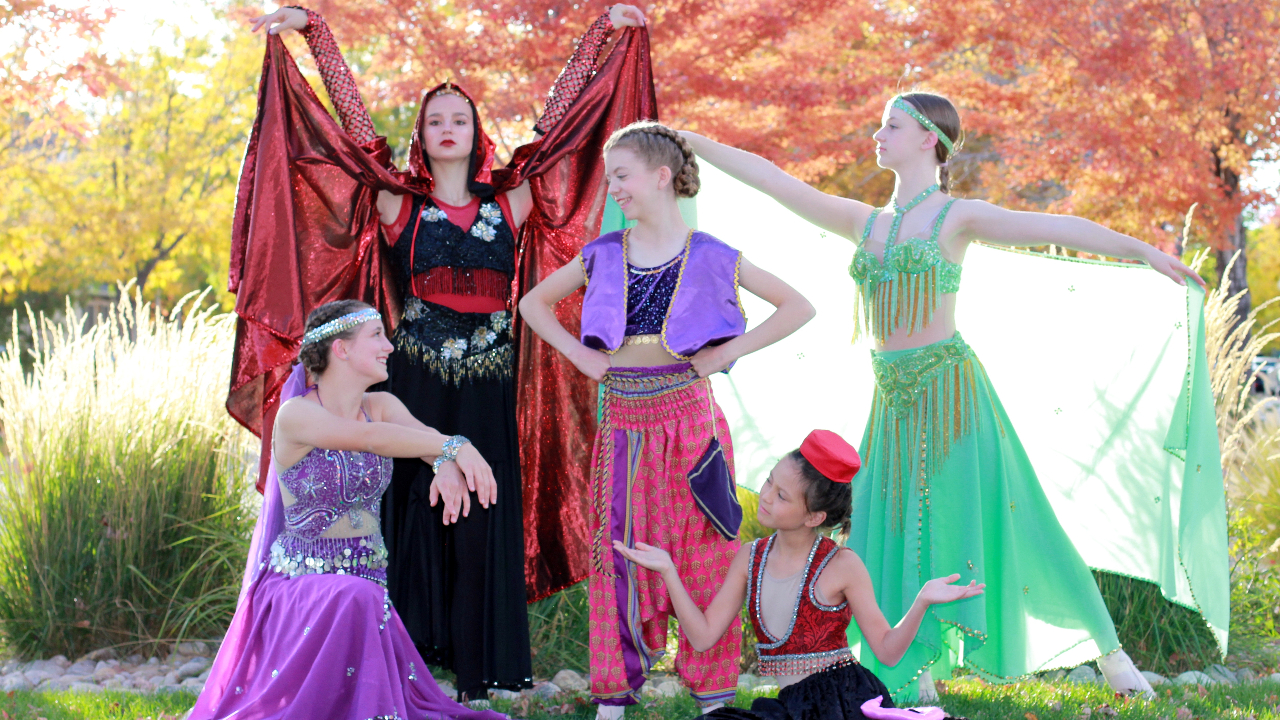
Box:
[227,30,656,601]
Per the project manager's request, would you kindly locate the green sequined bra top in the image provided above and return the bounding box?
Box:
[848,197,960,343]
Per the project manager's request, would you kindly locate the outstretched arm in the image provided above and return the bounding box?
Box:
[689,256,815,377]
[615,541,750,652]
[532,5,645,136]
[833,549,983,667]
[251,7,378,145]
[954,200,1205,287]
[680,131,874,241]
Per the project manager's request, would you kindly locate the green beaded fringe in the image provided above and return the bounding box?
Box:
[868,333,1001,531]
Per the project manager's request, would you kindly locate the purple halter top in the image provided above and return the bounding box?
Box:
[278,448,392,539]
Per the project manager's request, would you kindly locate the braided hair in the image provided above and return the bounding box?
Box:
[786,449,853,539]
[603,121,700,198]
[296,299,374,376]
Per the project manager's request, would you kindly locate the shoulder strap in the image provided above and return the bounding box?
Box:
[929,199,958,243]
[860,208,884,246]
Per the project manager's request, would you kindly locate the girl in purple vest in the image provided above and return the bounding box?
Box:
[615,430,983,720]
[520,121,815,717]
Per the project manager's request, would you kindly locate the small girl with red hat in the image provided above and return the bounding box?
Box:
[616,430,982,720]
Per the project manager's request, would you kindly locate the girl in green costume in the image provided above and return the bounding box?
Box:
[680,92,1203,702]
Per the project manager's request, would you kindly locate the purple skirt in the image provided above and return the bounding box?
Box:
[190,537,506,720]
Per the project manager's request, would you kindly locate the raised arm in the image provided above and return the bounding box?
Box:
[615,541,750,652]
[689,256,816,377]
[680,131,873,241]
[532,5,644,135]
[834,549,983,667]
[251,7,378,146]
[954,200,1205,287]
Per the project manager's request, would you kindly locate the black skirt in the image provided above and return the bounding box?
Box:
[706,662,895,720]
[381,299,532,696]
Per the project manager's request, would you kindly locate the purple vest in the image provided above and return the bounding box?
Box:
[580,230,746,360]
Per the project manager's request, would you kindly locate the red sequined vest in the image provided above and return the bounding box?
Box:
[746,534,855,676]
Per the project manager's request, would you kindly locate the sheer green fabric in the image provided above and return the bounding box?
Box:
[692,165,1228,688]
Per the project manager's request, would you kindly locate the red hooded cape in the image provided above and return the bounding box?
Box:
[227,29,656,601]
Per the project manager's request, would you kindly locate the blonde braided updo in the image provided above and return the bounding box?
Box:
[604,121,700,198]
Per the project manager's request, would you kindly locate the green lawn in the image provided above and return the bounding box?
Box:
[5,679,1280,719]
[489,679,1280,720]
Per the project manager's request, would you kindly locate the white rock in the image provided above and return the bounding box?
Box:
[26,660,65,677]
[93,666,119,682]
[640,682,659,698]
[490,688,521,701]
[176,642,210,657]
[126,654,144,665]
[70,682,103,693]
[737,674,758,689]
[655,680,682,698]
[0,673,32,691]
[1067,665,1097,684]
[42,675,88,691]
[1141,671,1168,686]
[0,661,19,675]
[67,660,96,677]
[1238,668,1258,683]
[437,682,457,700]
[86,648,117,662]
[177,657,210,680]
[1173,670,1215,686]
[163,671,180,686]
[552,669,588,692]
[50,655,70,669]
[1205,664,1237,685]
[531,682,561,699]
[181,677,204,691]
[146,657,160,665]
[753,683,779,696]
[100,677,130,690]
[24,670,59,686]
[1042,669,1067,682]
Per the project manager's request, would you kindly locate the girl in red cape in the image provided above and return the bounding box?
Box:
[233,5,654,702]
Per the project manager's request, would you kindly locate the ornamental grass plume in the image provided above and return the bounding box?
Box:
[0,283,257,658]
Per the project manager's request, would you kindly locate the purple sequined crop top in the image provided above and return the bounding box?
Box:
[278,448,392,540]
[626,254,683,336]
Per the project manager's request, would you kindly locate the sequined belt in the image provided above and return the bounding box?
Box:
[394,297,513,385]
[622,333,661,346]
[871,333,975,417]
[868,333,992,531]
[268,532,389,586]
[758,647,855,678]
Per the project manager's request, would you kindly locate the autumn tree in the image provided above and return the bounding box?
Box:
[911,0,1280,323]
[0,24,261,306]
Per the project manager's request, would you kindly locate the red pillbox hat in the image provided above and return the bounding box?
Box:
[799,429,862,483]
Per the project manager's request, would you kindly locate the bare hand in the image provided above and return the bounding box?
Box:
[250,7,308,35]
[609,4,646,28]
[613,540,676,575]
[570,345,612,383]
[455,443,498,509]
[918,573,985,606]
[1144,247,1207,289]
[690,345,731,378]
[428,462,470,524]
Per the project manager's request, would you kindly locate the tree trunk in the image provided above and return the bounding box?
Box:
[1214,209,1249,329]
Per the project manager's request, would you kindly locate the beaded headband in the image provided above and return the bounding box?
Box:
[301,308,382,347]
[430,83,470,103]
[892,95,955,158]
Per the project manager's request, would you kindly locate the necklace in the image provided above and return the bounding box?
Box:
[883,184,938,251]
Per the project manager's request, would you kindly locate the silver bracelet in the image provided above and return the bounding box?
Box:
[431,435,470,473]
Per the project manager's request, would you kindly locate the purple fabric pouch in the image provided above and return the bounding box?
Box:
[687,388,742,541]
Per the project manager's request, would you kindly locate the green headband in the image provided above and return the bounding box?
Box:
[892,96,955,158]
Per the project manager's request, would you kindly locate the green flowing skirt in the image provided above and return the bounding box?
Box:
[846,333,1119,700]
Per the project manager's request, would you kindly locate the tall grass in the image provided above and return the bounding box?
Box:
[0,284,257,658]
